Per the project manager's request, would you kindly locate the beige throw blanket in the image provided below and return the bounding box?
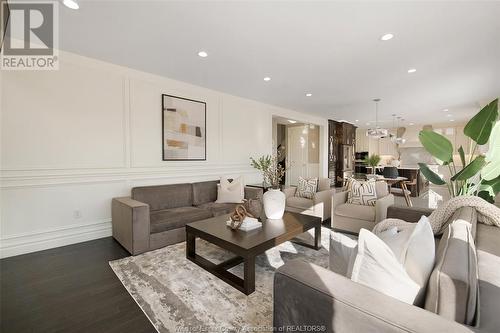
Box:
[373,196,500,235]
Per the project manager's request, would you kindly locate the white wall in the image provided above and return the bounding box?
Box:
[0,51,328,258]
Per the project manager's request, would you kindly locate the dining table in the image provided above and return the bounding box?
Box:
[375,176,412,207]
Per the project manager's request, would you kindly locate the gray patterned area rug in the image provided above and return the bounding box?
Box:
[109,227,330,333]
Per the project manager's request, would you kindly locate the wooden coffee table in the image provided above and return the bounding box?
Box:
[186,211,321,295]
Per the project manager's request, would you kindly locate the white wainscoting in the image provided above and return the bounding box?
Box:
[0,50,328,258]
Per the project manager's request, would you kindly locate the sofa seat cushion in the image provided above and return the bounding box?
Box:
[476,223,500,332]
[286,196,314,211]
[150,206,212,234]
[196,202,237,217]
[335,203,375,222]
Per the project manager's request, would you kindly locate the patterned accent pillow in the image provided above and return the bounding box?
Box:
[343,177,355,192]
[347,179,378,206]
[295,177,318,199]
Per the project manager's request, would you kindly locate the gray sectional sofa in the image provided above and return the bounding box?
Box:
[112,180,263,255]
[274,205,500,333]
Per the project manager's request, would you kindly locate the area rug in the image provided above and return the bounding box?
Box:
[109,227,331,333]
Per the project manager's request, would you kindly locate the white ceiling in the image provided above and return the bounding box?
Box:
[58,1,500,127]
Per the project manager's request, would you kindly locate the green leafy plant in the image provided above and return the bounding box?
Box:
[250,155,272,172]
[250,155,285,189]
[418,98,500,202]
[364,154,381,174]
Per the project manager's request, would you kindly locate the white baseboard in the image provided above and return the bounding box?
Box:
[0,220,112,259]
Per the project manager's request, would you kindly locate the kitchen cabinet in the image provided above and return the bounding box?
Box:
[341,123,356,145]
[329,121,356,187]
[378,137,398,156]
[368,136,379,155]
[355,128,369,152]
[328,120,338,185]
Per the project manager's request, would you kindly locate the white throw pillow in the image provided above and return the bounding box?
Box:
[329,232,358,276]
[216,176,244,203]
[379,216,436,306]
[351,229,420,304]
[330,227,397,277]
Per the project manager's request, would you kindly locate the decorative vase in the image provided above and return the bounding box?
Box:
[263,188,286,219]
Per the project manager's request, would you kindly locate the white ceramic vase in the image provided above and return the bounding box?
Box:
[263,188,286,219]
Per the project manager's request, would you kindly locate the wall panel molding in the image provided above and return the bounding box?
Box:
[1,164,260,189]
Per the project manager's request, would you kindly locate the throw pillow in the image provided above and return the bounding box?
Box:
[351,229,421,304]
[216,176,244,203]
[379,216,436,306]
[330,227,397,277]
[329,231,358,276]
[295,177,318,199]
[347,179,378,206]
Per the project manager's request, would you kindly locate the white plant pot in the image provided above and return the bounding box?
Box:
[263,188,286,219]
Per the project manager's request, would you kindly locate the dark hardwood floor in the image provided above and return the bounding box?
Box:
[0,237,156,333]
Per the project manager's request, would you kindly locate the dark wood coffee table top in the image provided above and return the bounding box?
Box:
[185,211,322,295]
[186,211,319,251]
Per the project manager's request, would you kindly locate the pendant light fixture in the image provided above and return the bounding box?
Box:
[366,98,388,138]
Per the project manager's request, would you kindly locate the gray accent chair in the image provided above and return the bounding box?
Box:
[331,181,394,233]
[112,180,263,255]
[283,178,334,222]
[274,205,500,333]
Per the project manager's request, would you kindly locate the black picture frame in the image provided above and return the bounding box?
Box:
[161,94,207,161]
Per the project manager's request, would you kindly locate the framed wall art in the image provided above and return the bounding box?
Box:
[162,94,206,161]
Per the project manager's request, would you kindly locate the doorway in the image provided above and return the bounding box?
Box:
[272,117,320,187]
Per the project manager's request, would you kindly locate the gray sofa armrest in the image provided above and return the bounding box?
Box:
[387,205,434,222]
[332,190,348,209]
[244,186,263,200]
[313,189,334,221]
[283,187,297,199]
[112,197,150,255]
[274,260,472,333]
[375,194,395,223]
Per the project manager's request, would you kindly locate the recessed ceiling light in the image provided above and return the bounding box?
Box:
[407,68,417,73]
[305,93,312,97]
[288,120,297,124]
[263,77,271,82]
[197,51,208,58]
[443,109,449,112]
[409,122,415,125]
[63,0,79,9]
[450,119,455,122]
[355,119,359,122]
[380,33,394,41]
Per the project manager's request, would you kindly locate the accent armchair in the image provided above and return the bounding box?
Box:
[283,178,333,222]
[331,181,394,233]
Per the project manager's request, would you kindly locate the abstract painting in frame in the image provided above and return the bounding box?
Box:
[162,94,206,161]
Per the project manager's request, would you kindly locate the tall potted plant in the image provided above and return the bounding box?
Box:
[364,154,381,176]
[418,98,500,203]
[250,155,286,219]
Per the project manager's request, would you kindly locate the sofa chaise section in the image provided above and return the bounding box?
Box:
[274,205,500,332]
